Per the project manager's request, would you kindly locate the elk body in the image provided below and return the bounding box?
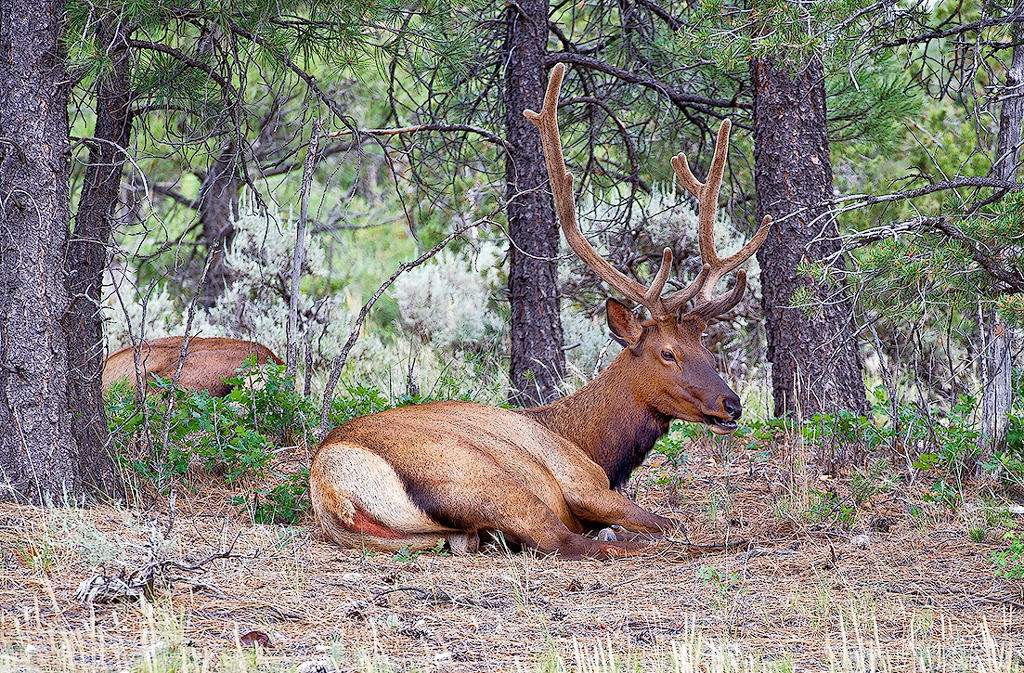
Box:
[310,65,771,559]
[102,336,282,397]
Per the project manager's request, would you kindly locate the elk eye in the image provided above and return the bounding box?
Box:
[661,350,676,362]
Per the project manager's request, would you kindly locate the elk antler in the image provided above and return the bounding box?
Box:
[524,64,669,313]
[669,120,772,319]
[525,63,771,320]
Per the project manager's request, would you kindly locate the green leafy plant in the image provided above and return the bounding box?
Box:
[651,422,691,489]
[805,490,856,527]
[991,530,1024,579]
[107,358,316,523]
[107,359,452,525]
[922,480,962,511]
[695,564,741,611]
[391,538,447,563]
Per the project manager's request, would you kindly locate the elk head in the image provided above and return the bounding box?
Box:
[525,64,771,435]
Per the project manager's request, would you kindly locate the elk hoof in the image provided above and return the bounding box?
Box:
[598,525,659,543]
[448,531,480,555]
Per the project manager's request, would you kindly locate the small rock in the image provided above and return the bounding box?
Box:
[345,599,369,620]
[869,516,893,532]
[851,534,870,548]
[341,572,362,582]
[296,661,337,673]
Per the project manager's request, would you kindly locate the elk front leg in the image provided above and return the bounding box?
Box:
[564,486,683,537]
[402,470,644,560]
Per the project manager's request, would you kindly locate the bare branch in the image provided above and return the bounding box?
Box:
[317,216,490,437]
[545,52,750,119]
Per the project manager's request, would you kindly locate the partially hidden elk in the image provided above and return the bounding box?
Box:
[310,64,772,560]
[102,336,282,398]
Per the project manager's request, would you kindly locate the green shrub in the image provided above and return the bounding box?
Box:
[653,422,690,470]
[805,490,856,527]
[107,357,316,523]
[996,368,1024,489]
[330,384,414,427]
[991,530,1024,579]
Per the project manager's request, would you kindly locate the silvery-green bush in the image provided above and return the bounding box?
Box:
[392,241,504,352]
[103,200,511,402]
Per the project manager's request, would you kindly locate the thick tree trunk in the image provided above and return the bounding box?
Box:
[198,143,241,309]
[978,4,1024,475]
[63,17,130,502]
[751,56,870,429]
[504,0,565,407]
[0,0,119,503]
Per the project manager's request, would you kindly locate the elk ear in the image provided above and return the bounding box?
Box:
[606,298,643,347]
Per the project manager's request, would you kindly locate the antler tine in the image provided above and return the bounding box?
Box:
[525,64,672,314]
[660,264,711,315]
[668,120,772,316]
[670,120,731,298]
[672,215,772,321]
[643,248,673,305]
[691,270,748,321]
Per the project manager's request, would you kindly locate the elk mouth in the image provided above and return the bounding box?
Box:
[703,415,738,434]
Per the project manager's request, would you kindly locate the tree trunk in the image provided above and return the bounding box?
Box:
[198,143,241,309]
[504,0,566,407]
[63,17,131,502]
[751,56,870,430]
[978,3,1024,476]
[0,0,120,503]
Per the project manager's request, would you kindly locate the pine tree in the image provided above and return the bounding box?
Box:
[0,0,121,503]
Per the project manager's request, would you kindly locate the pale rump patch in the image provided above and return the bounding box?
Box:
[350,502,408,539]
[310,442,446,536]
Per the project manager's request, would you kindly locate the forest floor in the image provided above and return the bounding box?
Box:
[2,438,1023,673]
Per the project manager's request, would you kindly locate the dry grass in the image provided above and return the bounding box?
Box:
[2,439,1023,672]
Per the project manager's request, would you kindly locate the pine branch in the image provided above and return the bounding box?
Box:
[151,183,197,209]
[127,39,236,95]
[872,13,1024,50]
[833,177,1024,210]
[326,124,510,150]
[225,22,352,128]
[544,52,750,120]
[928,218,1024,294]
[633,0,684,31]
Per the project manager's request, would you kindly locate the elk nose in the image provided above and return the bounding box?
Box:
[722,395,742,421]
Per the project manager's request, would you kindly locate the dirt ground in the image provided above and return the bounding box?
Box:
[2,440,1023,672]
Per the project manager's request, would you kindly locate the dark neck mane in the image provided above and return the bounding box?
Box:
[519,355,670,489]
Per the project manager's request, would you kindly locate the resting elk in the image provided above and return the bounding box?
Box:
[102,336,282,398]
[310,64,771,559]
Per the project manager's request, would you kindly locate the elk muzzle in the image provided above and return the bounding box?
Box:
[702,391,742,435]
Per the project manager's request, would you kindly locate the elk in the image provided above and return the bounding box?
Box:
[310,64,771,560]
[102,336,282,398]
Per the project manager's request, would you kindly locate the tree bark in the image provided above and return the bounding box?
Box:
[62,16,131,502]
[198,143,241,309]
[751,56,870,430]
[504,0,566,407]
[978,2,1024,475]
[0,0,119,503]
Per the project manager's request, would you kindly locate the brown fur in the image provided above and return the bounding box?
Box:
[102,336,282,397]
[310,305,742,560]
